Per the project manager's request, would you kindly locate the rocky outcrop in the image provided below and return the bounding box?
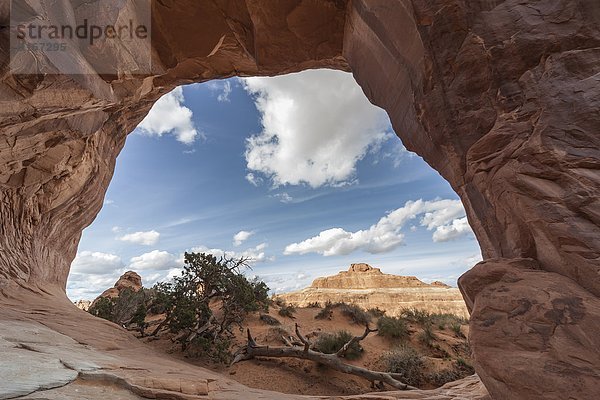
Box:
[73,299,91,311]
[312,263,429,289]
[1,1,599,399]
[276,264,469,318]
[96,271,142,300]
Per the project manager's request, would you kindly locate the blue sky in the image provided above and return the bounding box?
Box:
[67,70,481,300]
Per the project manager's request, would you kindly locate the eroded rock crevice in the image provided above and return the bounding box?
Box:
[1,0,599,399]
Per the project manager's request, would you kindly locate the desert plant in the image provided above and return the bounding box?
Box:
[306,302,321,308]
[427,368,463,387]
[367,307,386,318]
[401,308,431,324]
[430,313,468,328]
[88,297,114,321]
[456,357,474,373]
[146,252,270,362]
[427,358,474,387]
[451,322,465,338]
[315,305,333,320]
[89,287,150,335]
[314,330,363,360]
[339,303,372,325]
[259,314,281,325]
[278,304,296,319]
[382,345,425,386]
[377,316,409,341]
[419,323,437,346]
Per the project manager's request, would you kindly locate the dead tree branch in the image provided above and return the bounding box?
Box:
[231,325,417,390]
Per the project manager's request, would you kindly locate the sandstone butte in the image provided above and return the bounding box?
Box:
[1,1,599,400]
[276,263,469,319]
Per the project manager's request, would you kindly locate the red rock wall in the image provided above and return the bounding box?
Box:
[1,0,599,398]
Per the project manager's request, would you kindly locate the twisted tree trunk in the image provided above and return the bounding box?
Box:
[232,324,417,391]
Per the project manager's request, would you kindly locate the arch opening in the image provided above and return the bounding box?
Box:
[66,70,481,395]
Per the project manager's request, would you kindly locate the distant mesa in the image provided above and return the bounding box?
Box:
[275,263,469,318]
[73,299,91,311]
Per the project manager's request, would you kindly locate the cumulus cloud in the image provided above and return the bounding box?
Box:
[260,271,313,294]
[137,87,200,145]
[71,251,124,275]
[118,230,160,246]
[432,217,472,242]
[68,251,126,299]
[192,242,269,263]
[242,69,393,188]
[233,230,254,246]
[284,199,473,256]
[128,250,180,271]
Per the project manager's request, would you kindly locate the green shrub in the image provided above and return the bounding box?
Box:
[278,304,296,319]
[427,359,474,387]
[314,330,363,360]
[401,309,431,324]
[88,287,149,333]
[88,297,114,321]
[430,313,468,327]
[148,253,270,359]
[427,368,462,387]
[377,316,409,341]
[259,314,281,325]
[315,305,333,320]
[367,307,386,318]
[339,304,372,325]
[188,336,232,364]
[306,302,321,308]
[456,357,474,373]
[451,322,465,338]
[419,323,437,346]
[382,345,425,386]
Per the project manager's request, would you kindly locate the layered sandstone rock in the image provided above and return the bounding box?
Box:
[276,264,469,318]
[73,299,91,311]
[1,0,599,399]
[97,271,143,300]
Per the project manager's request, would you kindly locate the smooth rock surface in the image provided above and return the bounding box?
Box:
[0,288,490,400]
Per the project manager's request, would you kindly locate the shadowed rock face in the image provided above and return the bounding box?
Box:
[1,1,599,399]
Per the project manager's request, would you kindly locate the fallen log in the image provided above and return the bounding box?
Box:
[231,323,417,390]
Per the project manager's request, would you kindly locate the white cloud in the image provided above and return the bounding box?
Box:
[432,217,472,242]
[245,172,262,186]
[217,81,232,102]
[242,69,393,188]
[191,242,269,264]
[118,230,160,246]
[71,251,124,275]
[137,87,200,145]
[67,273,123,300]
[111,226,122,233]
[284,199,473,256]
[272,192,293,203]
[128,250,179,271]
[233,230,254,247]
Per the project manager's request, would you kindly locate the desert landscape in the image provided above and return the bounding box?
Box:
[82,263,474,396]
[1,0,599,399]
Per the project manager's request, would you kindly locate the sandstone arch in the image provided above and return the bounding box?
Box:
[1,1,599,399]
